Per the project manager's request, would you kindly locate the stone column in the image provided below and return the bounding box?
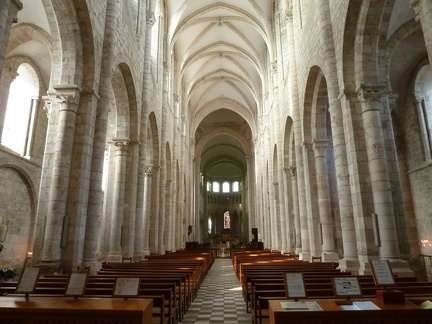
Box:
[411,0,432,63]
[285,7,310,260]
[282,167,293,253]
[303,142,321,258]
[193,157,201,242]
[413,94,432,161]
[42,86,80,268]
[106,139,129,261]
[0,0,22,81]
[357,85,400,259]
[140,165,154,257]
[149,166,160,254]
[313,140,339,261]
[23,96,39,158]
[165,179,173,252]
[271,180,280,251]
[245,155,255,237]
[289,166,302,254]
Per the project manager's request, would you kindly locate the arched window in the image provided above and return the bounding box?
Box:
[212,181,220,192]
[2,63,39,157]
[222,181,230,193]
[232,181,240,192]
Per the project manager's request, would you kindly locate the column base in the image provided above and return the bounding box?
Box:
[295,247,302,255]
[359,258,415,277]
[321,252,340,262]
[106,253,122,262]
[337,258,360,274]
[80,260,102,274]
[300,251,311,261]
[386,259,415,278]
[37,260,62,274]
[133,253,144,262]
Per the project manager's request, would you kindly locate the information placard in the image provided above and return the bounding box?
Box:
[113,277,140,297]
[333,277,362,297]
[284,272,306,298]
[16,267,40,294]
[65,272,88,297]
[370,260,395,286]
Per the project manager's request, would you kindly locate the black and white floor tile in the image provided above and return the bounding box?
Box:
[180,258,251,323]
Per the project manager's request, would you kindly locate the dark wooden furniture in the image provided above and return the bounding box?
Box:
[0,296,153,324]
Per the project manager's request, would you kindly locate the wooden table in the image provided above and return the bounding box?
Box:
[0,296,153,324]
[268,298,432,324]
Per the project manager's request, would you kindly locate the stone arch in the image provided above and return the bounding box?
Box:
[191,97,256,138]
[303,65,324,142]
[111,63,139,142]
[46,0,96,90]
[4,56,45,95]
[342,0,362,94]
[147,112,160,167]
[353,1,388,85]
[0,163,37,270]
[195,126,251,158]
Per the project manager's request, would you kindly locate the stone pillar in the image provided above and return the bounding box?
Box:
[165,179,173,252]
[285,7,310,260]
[23,96,39,158]
[42,86,80,268]
[303,142,321,258]
[140,165,154,257]
[289,166,302,254]
[357,85,400,259]
[149,166,160,254]
[413,94,432,161]
[106,139,129,261]
[192,157,201,242]
[122,141,139,259]
[246,155,255,239]
[282,167,293,253]
[411,0,432,63]
[313,140,339,261]
[0,0,22,81]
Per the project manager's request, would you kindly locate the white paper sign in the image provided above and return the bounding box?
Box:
[113,277,140,297]
[370,260,395,286]
[65,272,88,296]
[16,267,40,294]
[284,272,306,298]
[333,277,362,297]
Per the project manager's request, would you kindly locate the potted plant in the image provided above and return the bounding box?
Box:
[0,263,18,282]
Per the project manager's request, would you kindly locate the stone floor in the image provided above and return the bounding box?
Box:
[180,258,252,323]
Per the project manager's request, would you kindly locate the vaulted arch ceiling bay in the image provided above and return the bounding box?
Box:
[168,0,272,135]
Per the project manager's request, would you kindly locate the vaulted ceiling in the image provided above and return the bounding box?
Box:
[166,0,273,179]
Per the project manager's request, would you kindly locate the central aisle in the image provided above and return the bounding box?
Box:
[180,258,251,323]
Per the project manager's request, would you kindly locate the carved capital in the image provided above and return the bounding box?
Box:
[112,138,129,156]
[53,85,81,114]
[146,11,156,26]
[145,165,154,177]
[312,139,331,157]
[42,95,52,117]
[356,83,390,104]
[289,166,297,179]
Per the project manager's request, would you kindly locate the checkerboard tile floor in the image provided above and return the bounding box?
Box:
[180,258,251,323]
